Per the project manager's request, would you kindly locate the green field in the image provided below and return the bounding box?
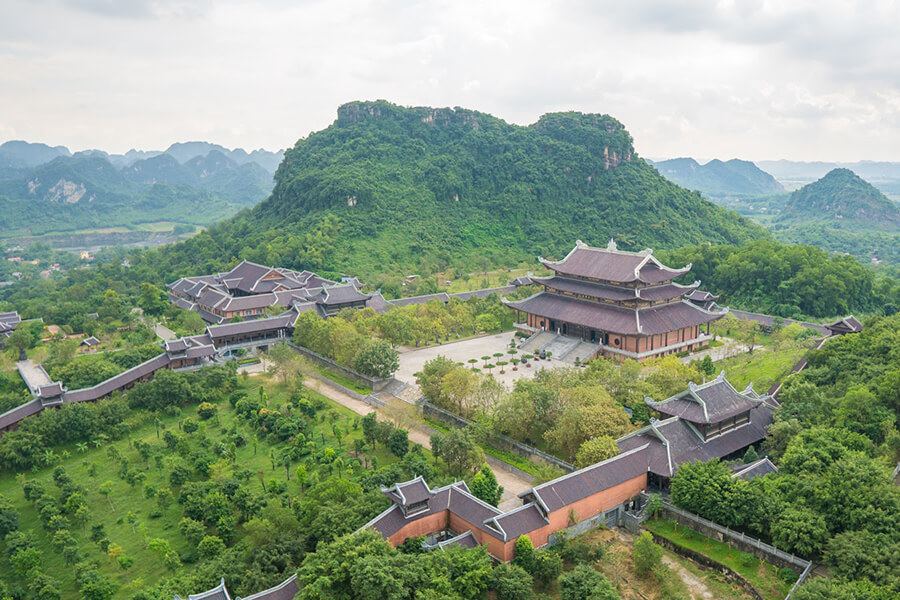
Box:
[644,519,795,600]
[0,373,409,599]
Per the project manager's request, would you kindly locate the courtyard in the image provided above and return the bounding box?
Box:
[394,332,546,394]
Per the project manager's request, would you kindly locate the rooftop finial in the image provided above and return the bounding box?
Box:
[607,238,617,251]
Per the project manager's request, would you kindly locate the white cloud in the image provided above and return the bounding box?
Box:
[0,0,898,161]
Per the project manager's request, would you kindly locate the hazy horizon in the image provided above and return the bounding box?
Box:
[3,1,900,162]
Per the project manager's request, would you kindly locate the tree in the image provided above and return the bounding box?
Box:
[197,535,226,559]
[470,463,504,507]
[98,481,115,511]
[512,535,534,571]
[574,436,619,468]
[543,386,632,461]
[266,342,301,386]
[430,428,485,476]
[116,554,134,582]
[632,532,663,575]
[490,563,533,600]
[352,339,399,379]
[531,551,563,588]
[387,428,409,457]
[670,459,739,525]
[771,506,829,556]
[0,494,19,539]
[742,445,759,464]
[138,282,168,316]
[559,564,619,600]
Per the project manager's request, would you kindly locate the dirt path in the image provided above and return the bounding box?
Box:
[661,555,715,600]
[304,375,534,506]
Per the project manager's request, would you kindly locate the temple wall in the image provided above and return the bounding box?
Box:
[386,510,449,546]
[529,472,647,549]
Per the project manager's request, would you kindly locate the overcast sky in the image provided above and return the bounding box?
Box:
[1,0,898,161]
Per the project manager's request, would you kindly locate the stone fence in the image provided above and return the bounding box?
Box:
[420,400,575,472]
[286,341,390,393]
[640,495,813,598]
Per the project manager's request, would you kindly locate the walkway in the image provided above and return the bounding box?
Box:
[303,374,534,508]
[678,336,756,365]
[730,309,830,336]
[16,359,53,393]
[154,323,177,341]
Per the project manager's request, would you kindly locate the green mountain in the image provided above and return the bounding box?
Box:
[206,100,765,278]
[651,157,784,198]
[778,168,900,227]
[0,151,274,239]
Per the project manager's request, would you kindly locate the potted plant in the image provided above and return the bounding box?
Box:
[467,358,478,370]
[484,363,495,376]
[498,360,508,374]
[511,358,520,371]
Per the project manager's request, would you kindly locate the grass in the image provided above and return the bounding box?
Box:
[312,365,372,395]
[0,372,402,599]
[424,416,551,480]
[644,519,794,600]
[718,347,806,391]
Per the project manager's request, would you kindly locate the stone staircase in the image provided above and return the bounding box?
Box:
[518,331,556,355]
[541,335,579,360]
[560,340,602,364]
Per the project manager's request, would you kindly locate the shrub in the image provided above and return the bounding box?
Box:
[632,532,663,576]
[197,402,216,420]
[490,562,533,600]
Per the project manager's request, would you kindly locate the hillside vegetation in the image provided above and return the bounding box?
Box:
[157,100,765,280]
[651,157,784,198]
[0,144,276,240]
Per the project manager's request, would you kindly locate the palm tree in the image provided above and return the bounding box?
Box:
[42,450,58,466]
[76,442,88,454]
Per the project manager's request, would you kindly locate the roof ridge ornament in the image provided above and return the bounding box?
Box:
[606,238,617,251]
[576,239,588,248]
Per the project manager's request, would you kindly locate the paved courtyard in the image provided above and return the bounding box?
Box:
[395,332,550,393]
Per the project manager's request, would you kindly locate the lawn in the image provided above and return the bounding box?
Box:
[312,365,372,395]
[644,519,795,600]
[718,347,806,391]
[0,372,406,599]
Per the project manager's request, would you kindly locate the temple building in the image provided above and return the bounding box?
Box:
[504,240,728,361]
[365,374,775,561]
[173,575,298,600]
[168,260,372,324]
[825,315,863,336]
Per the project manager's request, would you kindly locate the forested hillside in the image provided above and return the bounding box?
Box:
[159,100,765,280]
[0,144,277,240]
[651,157,784,198]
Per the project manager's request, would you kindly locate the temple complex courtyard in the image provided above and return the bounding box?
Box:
[394,332,541,396]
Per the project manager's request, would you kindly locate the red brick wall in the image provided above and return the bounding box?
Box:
[385,511,449,546]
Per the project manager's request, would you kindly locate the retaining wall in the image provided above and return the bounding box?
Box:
[421,401,575,472]
[647,531,765,600]
[287,342,389,393]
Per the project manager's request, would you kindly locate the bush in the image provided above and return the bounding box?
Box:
[197,402,216,420]
[490,562,533,600]
[632,532,663,576]
[512,535,535,571]
[559,564,619,600]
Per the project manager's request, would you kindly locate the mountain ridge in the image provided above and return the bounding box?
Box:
[779,168,900,227]
[181,100,767,280]
[651,157,784,198]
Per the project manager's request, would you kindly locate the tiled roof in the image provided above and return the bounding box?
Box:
[165,339,189,353]
[617,400,775,478]
[237,575,298,600]
[383,476,433,506]
[0,399,43,430]
[321,284,370,305]
[532,277,697,303]
[452,287,514,301]
[646,374,765,424]
[487,503,548,540]
[826,315,863,334]
[731,457,778,481]
[539,240,689,284]
[390,293,451,307]
[365,292,393,313]
[506,293,725,336]
[206,313,297,340]
[37,382,65,398]
[520,444,650,513]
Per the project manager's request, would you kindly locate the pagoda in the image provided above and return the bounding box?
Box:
[504,240,727,361]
